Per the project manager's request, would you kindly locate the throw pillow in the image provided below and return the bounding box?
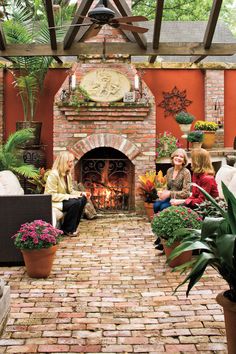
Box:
[0,170,24,195]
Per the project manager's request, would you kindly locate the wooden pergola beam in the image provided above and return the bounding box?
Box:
[191,0,223,63]
[0,23,6,51]
[63,0,94,50]
[113,0,147,49]
[149,0,164,63]
[44,0,57,50]
[0,42,235,57]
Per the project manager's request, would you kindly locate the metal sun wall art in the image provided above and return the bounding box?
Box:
[158,86,192,117]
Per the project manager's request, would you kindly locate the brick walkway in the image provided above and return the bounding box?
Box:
[0,215,227,353]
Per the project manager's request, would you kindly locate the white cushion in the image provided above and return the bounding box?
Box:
[227,173,236,196]
[215,166,236,199]
[0,170,24,195]
[52,207,64,227]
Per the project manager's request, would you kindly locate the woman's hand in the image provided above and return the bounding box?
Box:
[158,190,170,200]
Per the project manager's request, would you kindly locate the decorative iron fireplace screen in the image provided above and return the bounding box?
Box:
[80,158,134,211]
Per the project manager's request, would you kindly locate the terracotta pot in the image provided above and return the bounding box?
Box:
[163,241,192,268]
[21,245,57,278]
[202,131,216,149]
[144,202,154,221]
[216,292,236,354]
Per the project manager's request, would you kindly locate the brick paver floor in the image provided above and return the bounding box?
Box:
[0,214,228,353]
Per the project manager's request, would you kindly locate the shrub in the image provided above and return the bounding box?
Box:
[194,120,218,131]
[156,132,181,161]
[151,206,202,246]
[175,111,194,124]
[12,220,63,250]
[187,130,204,143]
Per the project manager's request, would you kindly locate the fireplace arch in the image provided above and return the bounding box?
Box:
[75,147,135,212]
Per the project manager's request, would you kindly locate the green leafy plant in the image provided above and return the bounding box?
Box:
[156,132,181,161]
[151,206,202,246]
[28,167,51,194]
[168,182,236,302]
[187,130,204,143]
[175,111,194,124]
[194,120,218,131]
[0,128,38,178]
[138,170,167,203]
[12,219,63,250]
[3,0,75,122]
[194,197,227,219]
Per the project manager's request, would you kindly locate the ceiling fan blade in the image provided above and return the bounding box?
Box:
[114,23,148,33]
[111,15,148,23]
[83,24,103,40]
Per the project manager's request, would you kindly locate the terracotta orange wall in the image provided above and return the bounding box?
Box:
[4,68,68,167]
[141,69,205,148]
[224,70,236,148]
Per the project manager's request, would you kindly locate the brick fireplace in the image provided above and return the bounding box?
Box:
[53,61,156,213]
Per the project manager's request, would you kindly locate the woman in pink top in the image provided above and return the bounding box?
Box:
[185,148,219,208]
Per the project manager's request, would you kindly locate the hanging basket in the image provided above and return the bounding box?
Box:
[21,245,57,278]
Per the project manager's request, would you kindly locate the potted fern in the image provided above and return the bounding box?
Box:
[168,183,236,354]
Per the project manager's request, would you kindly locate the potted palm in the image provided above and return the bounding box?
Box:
[175,111,195,138]
[12,219,63,278]
[151,206,202,267]
[3,1,74,145]
[194,120,218,149]
[187,130,204,149]
[168,183,236,354]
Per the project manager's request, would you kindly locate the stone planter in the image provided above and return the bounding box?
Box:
[179,123,192,138]
[216,291,236,354]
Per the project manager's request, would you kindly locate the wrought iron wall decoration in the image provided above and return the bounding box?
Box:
[158,86,192,117]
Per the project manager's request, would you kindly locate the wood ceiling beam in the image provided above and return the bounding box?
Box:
[0,23,6,50]
[44,0,57,50]
[0,42,235,57]
[149,0,164,63]
[63,0,94,50]
[113,0,147,49]
[191,0,223,63]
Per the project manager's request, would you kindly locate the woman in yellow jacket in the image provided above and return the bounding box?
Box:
[45,151,89,236]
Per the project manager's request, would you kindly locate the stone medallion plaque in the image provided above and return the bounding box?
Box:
[80,69,131,103]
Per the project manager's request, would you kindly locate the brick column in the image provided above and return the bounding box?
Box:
[205,70,224,148]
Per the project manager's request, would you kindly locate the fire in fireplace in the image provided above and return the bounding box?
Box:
[77,147,134,212]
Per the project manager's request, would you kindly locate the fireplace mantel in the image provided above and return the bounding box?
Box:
[58,101,150,121]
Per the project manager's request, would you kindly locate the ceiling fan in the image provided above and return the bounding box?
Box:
[49,0,149,37]
[83,0,149,34]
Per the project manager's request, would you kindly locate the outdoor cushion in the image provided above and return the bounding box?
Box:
[215,165,236,199]
[0,171,24,195]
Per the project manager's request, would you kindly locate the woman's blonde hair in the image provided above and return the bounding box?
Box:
[171,148,188,167]
[191,148,215,175]
[52,151,75,176]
